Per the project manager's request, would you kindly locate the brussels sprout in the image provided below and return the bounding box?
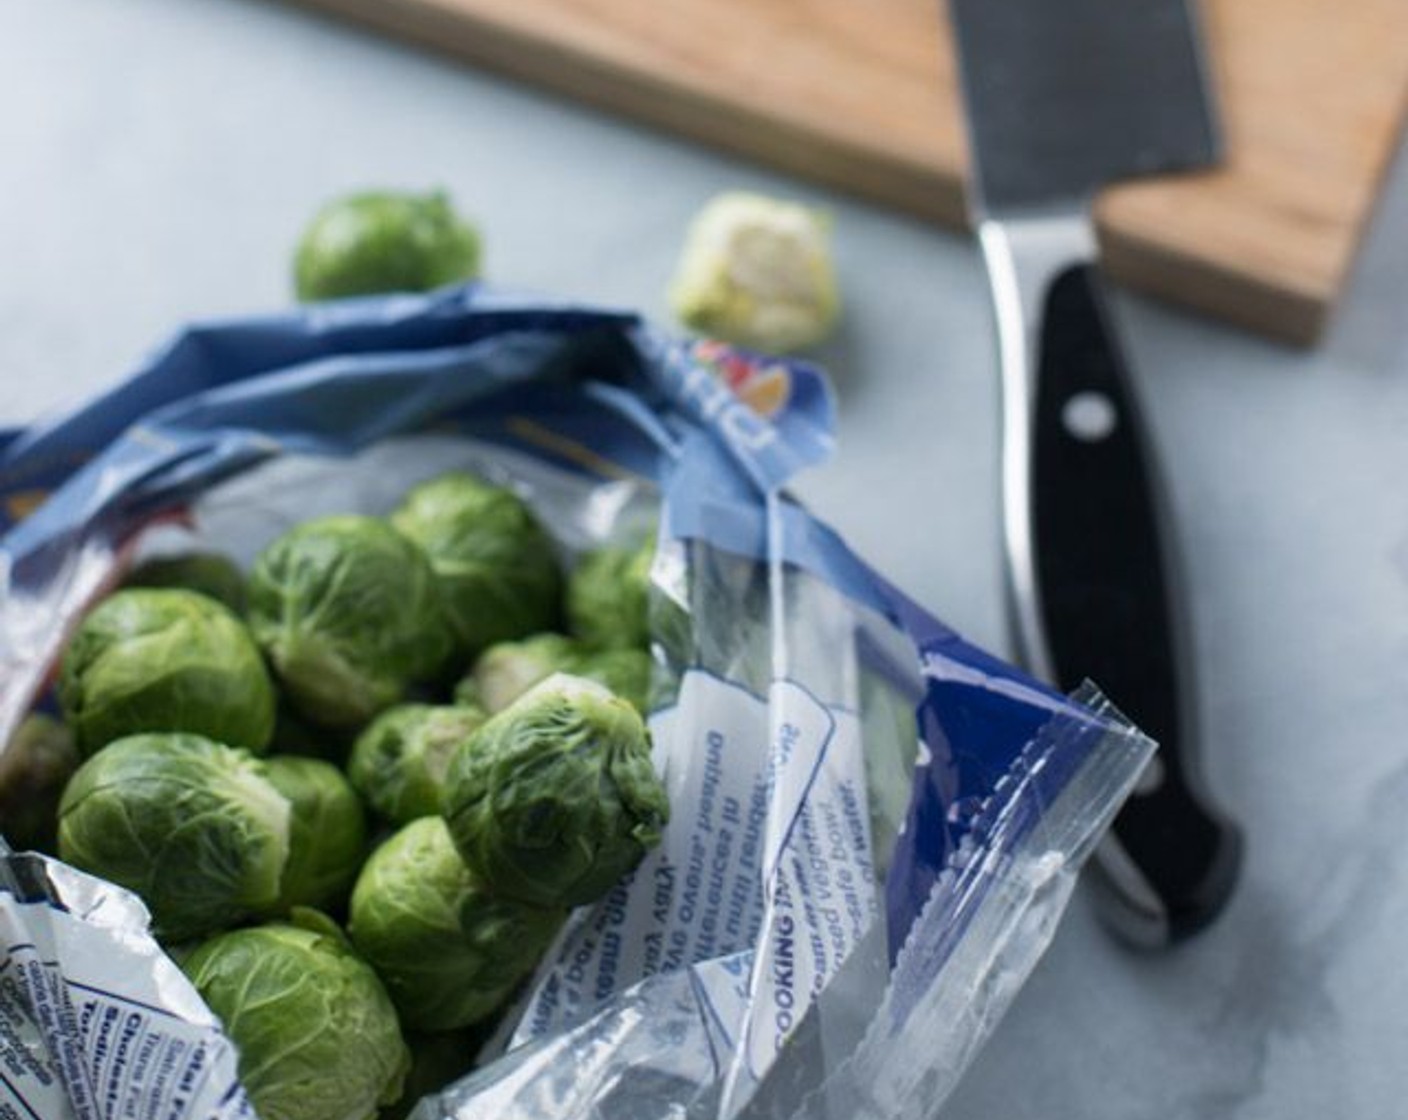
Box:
[0,714,80,854]
[263,756,367,914]
[458,636,653,717]
[668,191,839,354]
[462,633,579,714]
[566,540,654,651]
[57,733,290,941]
[348,817,562,1031]
[390,473,561,660]
[442,674,668,908]
[248,515,452,729]
[348,704,487,826]
[124,551,248,614]
[183,910,410,1120]
[58,588,276,757]
[293,189,482,302]
[573,647,652,716]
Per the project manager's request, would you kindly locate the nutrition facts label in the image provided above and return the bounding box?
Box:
[0,889,250,1120]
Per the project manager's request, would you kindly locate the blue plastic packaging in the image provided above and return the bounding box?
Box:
[0,285,1152,1120]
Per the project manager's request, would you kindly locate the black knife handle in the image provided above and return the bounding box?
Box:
[1031,263,1241,944]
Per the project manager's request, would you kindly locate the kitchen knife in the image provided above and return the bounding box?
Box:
[946,0,1242,946]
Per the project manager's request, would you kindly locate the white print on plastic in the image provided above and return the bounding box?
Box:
[720,680,876,1117]
[0,884,251,1120]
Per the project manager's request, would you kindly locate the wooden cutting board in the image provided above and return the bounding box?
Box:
[285,0,1408,344]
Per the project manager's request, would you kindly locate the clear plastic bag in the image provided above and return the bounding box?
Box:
[0,286,1153,1120]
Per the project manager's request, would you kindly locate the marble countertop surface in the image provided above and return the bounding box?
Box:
[4,1,1407,1116]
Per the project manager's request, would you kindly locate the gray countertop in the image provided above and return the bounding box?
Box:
[5,1,1408,1116]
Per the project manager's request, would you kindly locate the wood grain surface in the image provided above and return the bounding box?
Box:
[283,0,1408,344]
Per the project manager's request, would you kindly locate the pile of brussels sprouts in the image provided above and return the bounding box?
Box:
[5,471,669,1120]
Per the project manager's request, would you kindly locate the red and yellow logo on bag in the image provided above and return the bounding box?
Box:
[691,340,792,419]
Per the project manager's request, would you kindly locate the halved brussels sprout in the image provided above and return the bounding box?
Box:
[262,756,367,914]
[442,674,668,909]
[668,190,840,354]
[347,704,487,826]
[123,551,248,614]
[348,817,563,1031]
[183,909,410,1120]
[58,588,275,756]
[566,539,654,651]
[248,515,452,729]
[57,733,290,941]
[391,473,561,660]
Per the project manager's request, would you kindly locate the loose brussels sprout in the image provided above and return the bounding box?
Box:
[248,515,452,729]
[57,733,290,941]
[263,756,367,914]
[58,588,276,756]
[668,191,840,354]
[462,632,579,714]
[573,647,652,716]
[348,817,562,1031]
[293,189,482,302]
[0,714,80,854]
[183,909,410,1120]
[442,675,668,909]
[566,539,654,651]
[348,704,487,826]
[124,551,248,614]
[390,473,561,660]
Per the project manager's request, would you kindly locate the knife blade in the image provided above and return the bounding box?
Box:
[946,0,1242,946]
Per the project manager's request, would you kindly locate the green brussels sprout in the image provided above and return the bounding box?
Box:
[293,190,482,302]
[572,647,652,716]
[248,515,453,729]
[124,551,248,614]
[462,632,580,714]
[183,909,410,1120]
[566,540,654,651]
[457,637,654,717]
[0,714,80,854]
[442,675,668,909]
[380,1028,483,1120]
[58,588,276,757]
[57,733,290,941]
[348,704,487,826]
[668,191,840,354]
[263,756,368,914]
[390,473,562,660]
[348,817,562,1031]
